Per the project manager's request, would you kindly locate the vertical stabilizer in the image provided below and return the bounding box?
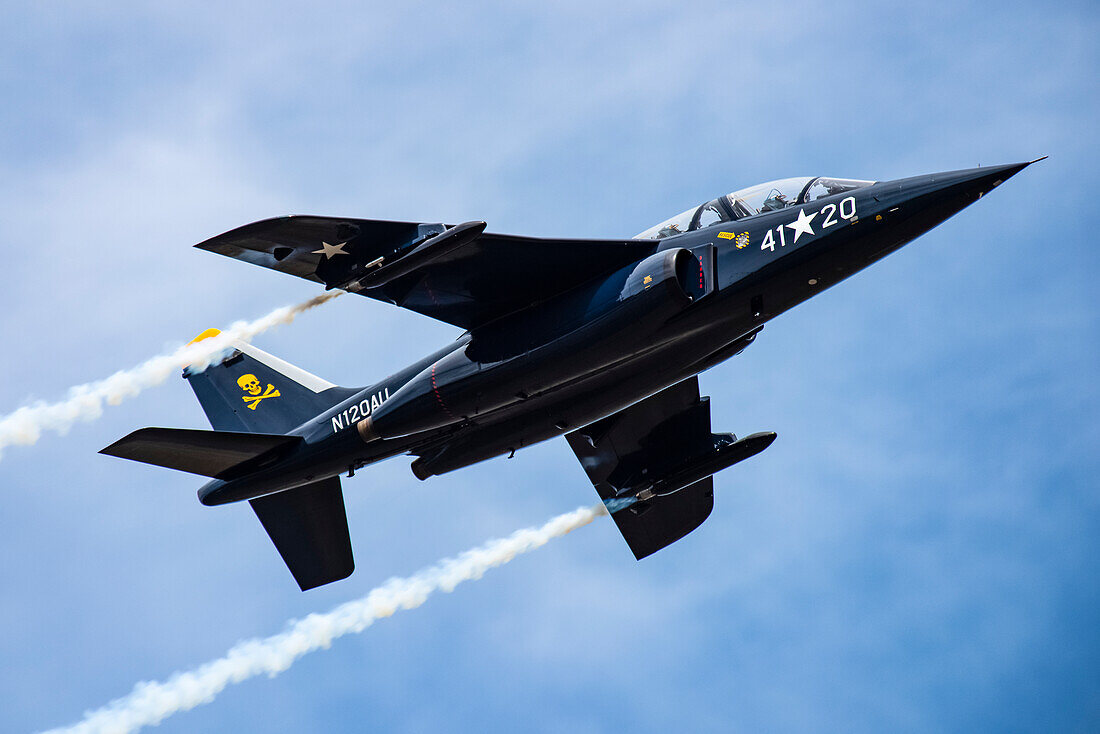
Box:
[184,330,357,434]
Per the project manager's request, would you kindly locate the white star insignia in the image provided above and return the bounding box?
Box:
[312,241,349,259]
[785,209,817,244]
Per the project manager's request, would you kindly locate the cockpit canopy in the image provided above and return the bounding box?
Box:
[635,177,875,240]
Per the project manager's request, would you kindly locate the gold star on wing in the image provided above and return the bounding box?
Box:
[785,209,817,244]
[312,241,349,259]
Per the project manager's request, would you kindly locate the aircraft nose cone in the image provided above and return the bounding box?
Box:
[872,159,1041,240]
[897,159,1041,204]
[852,159,1041,260]
[930,160,1034,195]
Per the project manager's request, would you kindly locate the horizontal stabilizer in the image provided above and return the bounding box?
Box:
[250,477,354,591]
[100,427,300,478]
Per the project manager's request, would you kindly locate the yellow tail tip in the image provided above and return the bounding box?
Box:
[188,328,222,346]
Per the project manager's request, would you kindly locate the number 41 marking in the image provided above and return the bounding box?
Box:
[759,227,786,252]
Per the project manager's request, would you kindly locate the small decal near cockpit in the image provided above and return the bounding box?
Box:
[718,231,750,249]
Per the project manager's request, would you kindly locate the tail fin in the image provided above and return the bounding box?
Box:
[184,330,358,434]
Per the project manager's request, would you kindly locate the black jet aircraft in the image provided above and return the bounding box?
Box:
[103,161,1039,590]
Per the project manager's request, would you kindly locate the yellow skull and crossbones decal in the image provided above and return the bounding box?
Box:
[237,374,280,409]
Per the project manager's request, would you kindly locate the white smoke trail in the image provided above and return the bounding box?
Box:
[0,291,343,458]
[41,504,606,734]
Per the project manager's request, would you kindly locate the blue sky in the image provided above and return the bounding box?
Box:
[1,1,1097,731]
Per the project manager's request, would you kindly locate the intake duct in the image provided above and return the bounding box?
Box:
[621,248,708,303]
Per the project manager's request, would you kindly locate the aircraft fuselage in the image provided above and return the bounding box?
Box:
[198,162,1031,506]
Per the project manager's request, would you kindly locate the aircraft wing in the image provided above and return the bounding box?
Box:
[566,376,717,559]
[195,216,658,330]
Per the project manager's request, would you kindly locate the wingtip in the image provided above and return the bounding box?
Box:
[98,427,151,457]
[297,561,355,591]
[99,433,129,456]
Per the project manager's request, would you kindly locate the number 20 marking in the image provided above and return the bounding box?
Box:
[839,196,856,219]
